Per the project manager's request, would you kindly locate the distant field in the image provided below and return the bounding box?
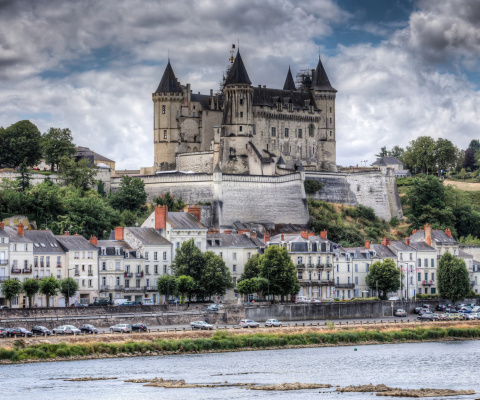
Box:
[444,180,480,191]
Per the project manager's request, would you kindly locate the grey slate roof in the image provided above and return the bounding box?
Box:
[3,226,31,243]
[407,241,435,251]
[155,61,181,93]
[224,51,251,85]
[388,240,413,252]
[126,227,171,246]
[97,240,132,256]
[283,67,296,91]
[190,93,212,109]
[459,250,473,259]
[55,235,98,251]
[370,244,396,258]
[24,230,64,254]
[207,233,258,248]
[0,228,8,238]
[312,56,336,92]
[77,146,115,163]
[410,230,458,244]
[253,87,314,109]
[372,156,403,166]
[168,212,206,229]
[276,155,286,165]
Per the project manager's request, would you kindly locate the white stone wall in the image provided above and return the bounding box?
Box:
[176,151,214,173]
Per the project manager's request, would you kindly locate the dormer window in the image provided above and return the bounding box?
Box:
[115,247,120,256]
[101,247,106,255]
[125,252,129,258]
[136,251,140,258]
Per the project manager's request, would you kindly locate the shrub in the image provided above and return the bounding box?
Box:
[304,179,324,194]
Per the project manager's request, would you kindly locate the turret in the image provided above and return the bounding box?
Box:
[152,60,184,171]
[283,66,296,91]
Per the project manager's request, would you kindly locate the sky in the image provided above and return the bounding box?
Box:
[1,0,480,169]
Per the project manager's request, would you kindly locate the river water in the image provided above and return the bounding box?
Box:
[1,340,479,400]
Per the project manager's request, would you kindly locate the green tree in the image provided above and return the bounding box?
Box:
[366,259,402,299]
[39,276,60,308]
[240,253,262,281]
[375,146,388,158]
[59,277,79,307]
[97,180,105,197]
[463,149,476,171]
[403,136,436,174]
[236,278,260,301]
[434,138,458,175]
[199,251,233,299]
[41,127,76,171]
[153,191,185,212]
[458,168,467,181]
[0,120,42,167]
[1,278,22,307]
[58,156,97,191]
[22,278,40,308]
[177,275,195,304]
[156,275,178,303]
[389,145,404,159]
[17,158,31,191]
[259,245,300,302]
[110,175,147,212]
[468,139,480,153]
[437,252,470,303]
[171,239,204,281]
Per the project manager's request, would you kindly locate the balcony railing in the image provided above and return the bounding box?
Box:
[0,259,8,266]
[11,267,21,274]
[40,263,44,268]
[88,271,93,276]
[136,272,144,277]
[336,283,355,288]
[318,279,333,286]
[145,286,156,292]
[296,264,305,269]
[422,280,433,286]
[22,268,32,274]
[74,272,80,276]
[125,272,133,278]
[115,285,124,291]
[317,264,333,269]
[100,285,109,291]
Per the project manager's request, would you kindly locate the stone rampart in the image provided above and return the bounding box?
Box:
[176,151,214,174]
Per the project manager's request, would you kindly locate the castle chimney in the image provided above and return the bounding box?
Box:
[404,237,410,246]
[301,230,309,239]
[90,235,98,246]
[281,233,284,241]
[263,231,270,243]
[424,223,432,246]
[365,240,370,249]
[183,205,201,222]
[155,205,168,230]
[18,222,24,236]
[114,227,124,241]
[445,228,452,238]
[320,231,328,240]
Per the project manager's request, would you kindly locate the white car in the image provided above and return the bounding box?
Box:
[239,319,260,328]
[110,324,132,333]
[52,325,81,335]
[190,321,214,330]
[265,319,282,327]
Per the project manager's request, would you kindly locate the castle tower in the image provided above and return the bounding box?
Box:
[311,56,337,171]
[220,51,254,174]
[152,60,184,171]
[283,66,296,91]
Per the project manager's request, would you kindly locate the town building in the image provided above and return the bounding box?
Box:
[372,156,411,177]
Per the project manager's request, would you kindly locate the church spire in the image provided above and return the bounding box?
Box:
[312,56,336,92]
[155,60,181,93]
[283,66,296,91]
[224,51,251,85]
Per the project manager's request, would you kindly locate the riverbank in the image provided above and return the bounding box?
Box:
[2,321,480,364]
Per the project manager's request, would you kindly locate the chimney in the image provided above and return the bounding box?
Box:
[365,240,370,249]
[308,231,315,237]
[64,231,70,236]
[0,221,4,230]
[424,223,432,246]
[184,204,201,222]
[281,233,284,241]
[412,229,418,234]
[114,227,124,241]
[301,230,309,239]
[18,222,24,236]
[404,237,410,246]
[381,237,391,246]
[251,232,257,239]
[90,235,98,246]
[445,228,452,238]
[263,231,270,243]
[320,230,328,240]
[155,205,168,230]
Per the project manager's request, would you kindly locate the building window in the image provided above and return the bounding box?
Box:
[284,128,289,138]
[424,272,428,280]
[162,105,165,114]
[24,244,28,251]
[88,280,92,288]
[418,272,421,281]
[219,252,223,259]
[233,277,237,286]
[240,112,243,118]
[102,262,106,271]
[431,272,435,281]
[154,265,158,274]
[424,258,428,267]
[145,252,149,260]
[298,129,302,138]
[239,126,242,132]
[176,242,180,249]
[74,251,79,259]
[399,253,403,261]
[308,124,314,137]
[163,251,167,261]
[297,257,303,265]
[163,130,167,139]
[163,265,167,274]
[145,265,149,274]
[154,252,158,261]
[271,127,276,137]
[431,288,436,294]
[354,264,358,273]
[417,259,421,267]
[247,252,251,259]
[409,253,413,260]
[431,259,434,267]
[233,265,237,272]
[233,252,237,260]
[116,262,120,271]
[240,99,244,105]
[125,280,129,288]
[347,265,350,273]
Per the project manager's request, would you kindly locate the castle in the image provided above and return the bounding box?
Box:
[152,50,337,175]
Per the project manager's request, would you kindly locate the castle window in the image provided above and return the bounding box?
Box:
[164,130,167,139]
[271,127,276,137]
[239,126,243,132]
[240,99,244,105]
[330,131,332,137]
[330,118,332,124]
[298,129,302,138]
[240,112,243,118]
[284,128,289,138]
[309,124,314,137]
[162,105,165,114]
[330,107,332,113]
[193,106,196,110]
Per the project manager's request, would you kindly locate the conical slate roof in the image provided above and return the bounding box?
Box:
[283,67,296,91]
[312,56,336,91]
[276,155,286,165]
[213,162,222,173]
[224,51,251,85]
[155,60,181,93]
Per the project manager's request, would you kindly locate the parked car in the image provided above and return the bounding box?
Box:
[459,307,473,314]
[91,298,110,306]
[142,299,155,306]
[265,319,282,327]
[6,327,33,337]
[131,323,148,332]
[31,326,51,335]
[190,321,214,330]
[436,304,446,311]
[80,324,98,334]
[110,324,132,333]
[465,313,478,320]
[394,309,407,317]
[456,304,467,310]
[239,319,260,328]
[206,305,219,312]
[418,314,435,321]
[388,296,400,301]
[311,298,322,303]
[0,305,8,309]
[52,325,81,335]
[296,296,311,303]
[418,309,433,316]
[414,307,423,314]
[446,307,458,313]
[0,327,7,338]
[120,301,136,306]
